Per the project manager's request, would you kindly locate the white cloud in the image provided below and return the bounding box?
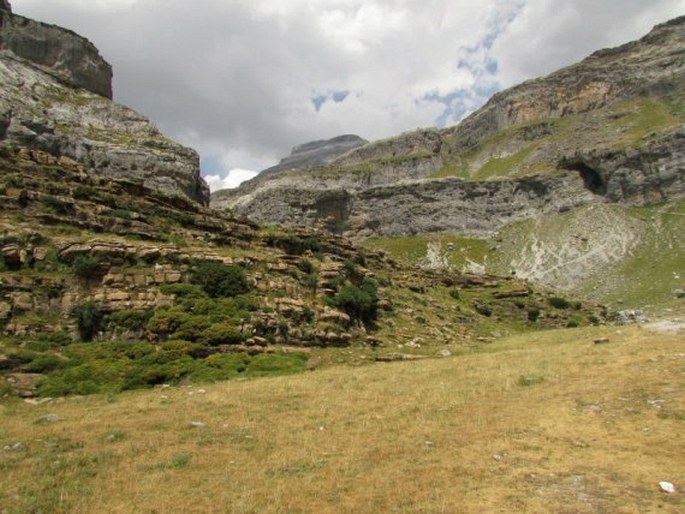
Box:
[15,0,685,190]
[204,170,259,192]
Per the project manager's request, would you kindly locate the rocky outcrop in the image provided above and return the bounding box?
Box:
[0,11,112,98]
[260,134,368,177]
[230,172,600,238]
[0,12,209,205]
[213,16,685,237]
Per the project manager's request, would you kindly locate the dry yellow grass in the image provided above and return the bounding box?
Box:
[1,324,684,513]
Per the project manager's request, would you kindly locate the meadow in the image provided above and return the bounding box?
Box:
[1,324,683,513]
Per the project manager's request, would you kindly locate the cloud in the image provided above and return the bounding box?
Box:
[204,170,259,192]
[16,0,685,190]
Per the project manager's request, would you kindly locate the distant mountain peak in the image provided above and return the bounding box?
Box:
[260,134,368,177]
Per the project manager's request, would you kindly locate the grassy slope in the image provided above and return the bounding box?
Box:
[1,324,683,513]
[431,94,683,182]
[363,199,685,316]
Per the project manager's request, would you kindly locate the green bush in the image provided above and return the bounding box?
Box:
[204,353,250,374]
[160,283,206,297]
[548,296,571,309]
[276,235,322,255]
[72,254,105,279]
[449,288,461,300]
[527,307,540,322]
[329,278,378,324]
[301,306,315,323]
[110,309,154,331]
[26,331,72,351]
[23,355,66,373]
[72,185,98,200]
[74,301,104,341]
[199,323,244,346]
[190,261,249,298]
[40,194,71,215]
[297,259,314,274]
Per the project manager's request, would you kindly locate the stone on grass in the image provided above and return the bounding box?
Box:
[659,481,676,493]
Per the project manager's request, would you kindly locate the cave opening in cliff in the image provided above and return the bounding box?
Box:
[563,161,607,196]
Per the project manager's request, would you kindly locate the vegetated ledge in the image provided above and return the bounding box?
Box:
[0,156,606,397]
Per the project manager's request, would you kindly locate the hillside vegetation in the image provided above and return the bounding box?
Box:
[363,199,685,315]
[1,324,683,512]
[0,156,605,398]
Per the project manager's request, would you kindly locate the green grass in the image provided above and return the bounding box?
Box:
[430,160,470,179]
[362,233,489,271]
[472,143,538,180]
[606,97,679,146]
[579,199,685,312]
[1,325,683,513]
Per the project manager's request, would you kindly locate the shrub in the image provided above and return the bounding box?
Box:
[72,185,98,200]
[277,235,322,255]
[301,306,315,323]
[40,194,71,215]
[306,271,319,291]
[23,355,67,373]
[587,314,600,326]
[329,278,379,324]
[190,261,249,298]
[160,283,206,298]
[72,254,105,280]
[74,301,104,341]
[449,288,461,300]
[17,189,29,208]
[199,323,244,346]
[527,307,540,322]
[26,331,72,351]
[110,309,153,331]
[297,259,314,274]
[548,296,571,309]
[204,353,250,374]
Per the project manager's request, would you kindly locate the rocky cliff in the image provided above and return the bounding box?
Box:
[0,11,112,98]
[212,16,685,237]
[0,11,209,205]
[259,134,368,177]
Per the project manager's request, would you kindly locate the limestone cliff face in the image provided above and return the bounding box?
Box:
[0,11,112,98]
[213,17,685,238]
[0,11,209,205]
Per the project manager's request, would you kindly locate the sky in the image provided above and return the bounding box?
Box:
[15,0,685,191]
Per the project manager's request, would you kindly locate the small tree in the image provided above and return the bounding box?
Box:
[72,254,104,280]
[74,301,104,341]
[190,261,249,298]
[329,278,379,325]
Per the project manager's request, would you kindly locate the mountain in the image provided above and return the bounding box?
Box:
[210,17,685,311]
[258,134,369,177]
[0,10,209,205]
[0,11,606,398]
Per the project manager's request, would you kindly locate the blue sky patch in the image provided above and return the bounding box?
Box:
[312,89,350,111]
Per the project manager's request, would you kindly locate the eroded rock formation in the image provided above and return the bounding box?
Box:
[0,10,209,205]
